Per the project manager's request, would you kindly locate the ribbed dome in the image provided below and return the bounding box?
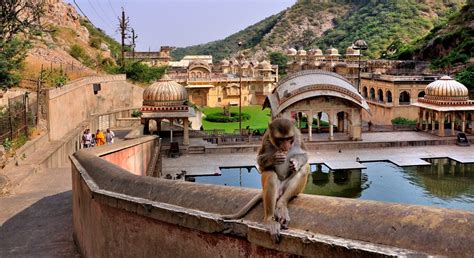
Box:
[425,76,469,100]
[297,49,307,56]
[345,45,360,56]
[326,47,340,56]
[308,48,323,56]
[220,59,230,66]
[143,75,188,106]
[258,60,272,70]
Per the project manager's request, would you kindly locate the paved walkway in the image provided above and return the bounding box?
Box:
[163,144,474,177]
[0,167,79,257]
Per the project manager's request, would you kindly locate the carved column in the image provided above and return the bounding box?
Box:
[329,110,334,141]
[431,112,435,133]
[462,112,466,133]
[183,118,190,145]
[438,112,445,137]
[308,110,313,141]
[451,113,455,136]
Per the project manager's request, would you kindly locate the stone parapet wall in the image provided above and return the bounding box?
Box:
[71,141,474,257]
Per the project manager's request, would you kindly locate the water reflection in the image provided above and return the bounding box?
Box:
[192,159,474,210]
[303,164,367,198]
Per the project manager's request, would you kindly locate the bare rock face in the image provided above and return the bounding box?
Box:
[40,0,90,42]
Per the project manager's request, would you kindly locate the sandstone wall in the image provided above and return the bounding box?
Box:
[46,75,143,141]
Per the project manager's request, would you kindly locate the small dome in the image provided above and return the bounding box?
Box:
[345,45,360,56]
[297,49,307,56]
[326,47,340,56]
[259,60,272,70]
[220,59,230,66]
[425,76,469,100]
[143,75,188,106]
[287,48,297,55]
[308,48,323,56]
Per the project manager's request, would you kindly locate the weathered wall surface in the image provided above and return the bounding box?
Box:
[100,137,155,176]
[47,75,143,141]
[71,142,474,257]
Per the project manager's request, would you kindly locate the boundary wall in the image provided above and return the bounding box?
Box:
[71,139,474,257]
[46,75,143,141]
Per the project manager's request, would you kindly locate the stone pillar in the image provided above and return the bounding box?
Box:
[183,118,190,145]
[316,113,321,129]
[144,119,150,135]
[170,118,174,142]
[462,112,466,133]
[156,119,162,132]
[451,113,455,136]
[308,111,313,141]
[431,112,435,133]
[329,110,334,141]
[438,112,445,137]
[337,112,344,133]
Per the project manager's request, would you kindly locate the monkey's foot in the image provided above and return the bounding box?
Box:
[275,205,290,230]
[266,220,281,243]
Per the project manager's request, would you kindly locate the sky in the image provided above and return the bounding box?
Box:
[65,0,295,51]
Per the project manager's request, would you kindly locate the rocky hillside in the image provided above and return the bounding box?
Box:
[173,0,466,61]
[22,0,119,81]
[393,0,473,70]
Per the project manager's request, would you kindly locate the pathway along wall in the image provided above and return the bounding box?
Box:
[47,75,143,141]
[71,138,474,257]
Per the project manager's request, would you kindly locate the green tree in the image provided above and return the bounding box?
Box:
[0,0,44,89]
[268,52,288,75]
[114,62,167,83]
[456,65,474,90]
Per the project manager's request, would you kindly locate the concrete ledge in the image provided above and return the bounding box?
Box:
[71,143,474,257]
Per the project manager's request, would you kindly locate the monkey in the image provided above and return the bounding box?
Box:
[221,118,309,243]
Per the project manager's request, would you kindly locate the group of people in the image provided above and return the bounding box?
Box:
[82,128,115,148]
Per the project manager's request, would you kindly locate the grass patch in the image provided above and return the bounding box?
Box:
[202,106,270,133]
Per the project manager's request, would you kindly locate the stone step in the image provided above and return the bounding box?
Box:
[187,146,205,154]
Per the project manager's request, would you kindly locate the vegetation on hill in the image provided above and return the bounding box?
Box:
[173,0,465,61]
[172,12,284,62]
[391,0,473,71]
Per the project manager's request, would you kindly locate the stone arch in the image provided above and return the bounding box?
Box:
[387,90,393,103]
[370,88,375,100]
[399,91,410,105]
[377,89,384,102]
[362,86,368,98]
[418,91,425,98]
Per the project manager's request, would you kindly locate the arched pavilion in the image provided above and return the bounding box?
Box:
[263,70,370,141]
[141,75,195,145]
[413,76,474,136]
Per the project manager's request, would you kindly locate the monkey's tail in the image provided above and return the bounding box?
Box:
[221,194,262,220]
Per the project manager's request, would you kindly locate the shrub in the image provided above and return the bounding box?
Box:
[112,62,167,83]
[131,110,142,117]
[391,117,417,125]
[205,112,250,123]
[69,44,94,67]
[89,37,102,49]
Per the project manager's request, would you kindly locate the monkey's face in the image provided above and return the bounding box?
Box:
[275,136,294,152]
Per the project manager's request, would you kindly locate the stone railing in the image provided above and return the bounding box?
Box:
[70,139,474,257]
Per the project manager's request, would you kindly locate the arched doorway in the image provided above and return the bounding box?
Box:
[387,91,393,103]
[377,89,384,102]
[370,88,375,100]
[399,91,410,105]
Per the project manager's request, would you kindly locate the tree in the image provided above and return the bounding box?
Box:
[268,52,288,76]
[0,0,44,90]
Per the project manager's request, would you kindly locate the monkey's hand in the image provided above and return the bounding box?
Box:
[273,152,286,165]
[289,159,299,173]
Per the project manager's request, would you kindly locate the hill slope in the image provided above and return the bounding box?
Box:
[173,0,465,61]
[392,0,473,70]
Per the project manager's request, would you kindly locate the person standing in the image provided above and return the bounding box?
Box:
[83,129,92,148]
[96,129,105,146]
[106,128,115,144]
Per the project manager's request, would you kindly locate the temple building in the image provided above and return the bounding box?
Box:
[264,70,370,141]
[360,73,440,124]
[141,75,195,145]
[412,76,474,136]
[167,56,278,107]
[124,46,173,66]
[286,46,361,86]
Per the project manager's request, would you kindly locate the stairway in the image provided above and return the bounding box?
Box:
[187,146,205,154]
